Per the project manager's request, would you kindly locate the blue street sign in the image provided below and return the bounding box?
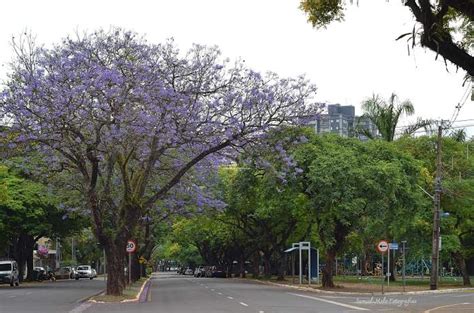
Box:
[389,242,399,250]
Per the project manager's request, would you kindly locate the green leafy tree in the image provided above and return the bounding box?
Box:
[220,165,308,279]
[300,0,474,75]
[0,164,82,281]
[294,135,423,287]
[396,135,474,285]
[442,178,474,286]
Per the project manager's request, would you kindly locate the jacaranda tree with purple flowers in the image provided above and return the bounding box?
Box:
[1,29,319,295]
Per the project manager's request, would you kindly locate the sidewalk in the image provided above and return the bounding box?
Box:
[240,276,474,295]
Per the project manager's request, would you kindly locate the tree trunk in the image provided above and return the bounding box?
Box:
[452,251,471,286]
[361,247,371,276]
[89,189,141,295]
[388,251,397,282]
[276,252,286,281]
[322,249,336,288]
[26,249,34,281]
[252,252,260,278]
[239,253,246,278]
[105,244,127,296]
[23,235,35,281]
[131,252,140,282]
[263,253,271,278]
[14,234,34,282]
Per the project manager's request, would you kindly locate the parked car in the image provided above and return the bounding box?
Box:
[194,266,206,277]
[74,265,95,280]
[33,266,46,281]
[69,267,77,279]
[184,267,194,275]
[0,260,20,286]
[205,266,226,278]
[55,267,74,279]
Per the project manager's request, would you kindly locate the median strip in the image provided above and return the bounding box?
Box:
[89,277,151,303]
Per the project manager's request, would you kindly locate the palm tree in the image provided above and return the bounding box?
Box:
[450,129,467,142]
[356,93,431,141]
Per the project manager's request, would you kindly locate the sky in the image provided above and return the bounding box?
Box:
[1,0,472,133]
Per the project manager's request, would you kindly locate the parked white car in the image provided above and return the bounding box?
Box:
[74,265,96,280]
[0,260,20,286]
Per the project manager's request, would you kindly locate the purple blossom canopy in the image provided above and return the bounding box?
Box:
[1,29,320,211]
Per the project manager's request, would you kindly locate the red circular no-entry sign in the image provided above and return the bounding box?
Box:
[376,240,389,253]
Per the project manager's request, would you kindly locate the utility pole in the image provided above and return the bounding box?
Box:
[430,123,443,290]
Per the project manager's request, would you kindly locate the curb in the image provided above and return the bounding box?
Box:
[87,277,152,304]
[238,278,474,296]
[138,279,152,303]
[121,277,152,303]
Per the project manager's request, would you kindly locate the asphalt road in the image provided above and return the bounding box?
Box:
[0,277,105,313]
[1,273,473,313]
[81,273,474,313]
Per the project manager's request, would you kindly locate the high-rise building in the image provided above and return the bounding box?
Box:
[303,104,379,139]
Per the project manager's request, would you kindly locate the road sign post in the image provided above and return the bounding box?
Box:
[128,253,131,286]
[126,240,137,286]
[387,248,390,287]
[377,240,389,294]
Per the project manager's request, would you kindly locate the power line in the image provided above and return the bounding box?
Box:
[446,81,472,132]
[397,123,474,136]
[396,118,474,130]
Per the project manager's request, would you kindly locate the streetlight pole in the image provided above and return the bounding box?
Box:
[430,124,443,290]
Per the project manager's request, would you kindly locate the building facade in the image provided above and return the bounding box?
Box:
[308,104,379,140]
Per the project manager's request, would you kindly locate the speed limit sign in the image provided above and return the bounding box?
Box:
[126,240,137,253]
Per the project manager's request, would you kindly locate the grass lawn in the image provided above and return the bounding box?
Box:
[91,277,148,302]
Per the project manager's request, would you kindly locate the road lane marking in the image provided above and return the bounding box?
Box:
[217,292,223,295]
[69,303,92,313]
[288,292,369,311]
[423,302,471,313]
[227,296,234,299]
[211,289,215,291]
[205,286,209,288]
[259,311,264,313]
[8,295,17,298]
[239,302,248,307]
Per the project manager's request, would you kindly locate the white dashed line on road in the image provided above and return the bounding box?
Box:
[227,296,234,300]
[217,292,223,295]
[210,289,215,291]
[239,302,248,307]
